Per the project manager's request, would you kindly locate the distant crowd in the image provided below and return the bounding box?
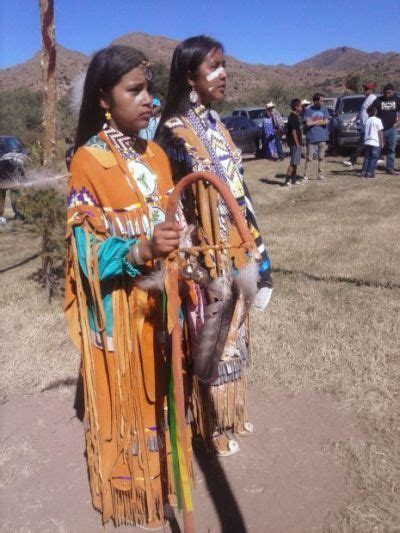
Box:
[259,82,399,186]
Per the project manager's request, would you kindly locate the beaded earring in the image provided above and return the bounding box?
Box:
[189,87,199,105]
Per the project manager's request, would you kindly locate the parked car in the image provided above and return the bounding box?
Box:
[0,135,28,183]
[0,136,28,221]
[329,94,365,150]
[323,97,337,116]
[330,94,400,151]
[232,107,265,128]
[221,115,261,155]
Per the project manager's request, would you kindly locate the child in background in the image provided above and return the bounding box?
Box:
[361,105,384,179]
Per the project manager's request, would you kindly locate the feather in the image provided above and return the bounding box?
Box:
[233,261,259,306]
[134,263,166,291]
[70,72,86,116]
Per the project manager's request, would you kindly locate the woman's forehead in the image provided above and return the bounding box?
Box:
[119,65,148,84]
[204,47,224,63]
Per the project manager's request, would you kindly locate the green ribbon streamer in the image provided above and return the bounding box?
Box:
[164,289,183,511]
[168,372,183,511]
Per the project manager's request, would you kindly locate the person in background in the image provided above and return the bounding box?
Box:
[139,97,162,140]
[284,98,303,187]
[300,98,316,176]
[262,106,278,159]
[304,93,330,180]
[267,101,286,160]
[342,82,377,169]
[373,83,400,175]
[64,136,75,171]
[360,105,384,179]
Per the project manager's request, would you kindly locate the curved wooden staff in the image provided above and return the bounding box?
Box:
[166,171,255,249]
[164,171,256,533]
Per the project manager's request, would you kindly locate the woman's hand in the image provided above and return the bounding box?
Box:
[138,221,181,261]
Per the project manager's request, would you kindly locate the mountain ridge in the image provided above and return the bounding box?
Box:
[1,34,399,101]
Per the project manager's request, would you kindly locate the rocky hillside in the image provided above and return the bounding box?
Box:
[294,46,400,71]
[0,45,88,96]
[0,35,399,103]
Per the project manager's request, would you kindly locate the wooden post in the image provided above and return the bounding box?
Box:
[39,0,57,167]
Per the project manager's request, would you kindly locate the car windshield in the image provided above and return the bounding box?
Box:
[323,99,335,109]
[248,109,265,119]
[341,98,363,114]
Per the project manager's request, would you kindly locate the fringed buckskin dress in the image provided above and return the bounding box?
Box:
[65,127,194,528]
[157,104,272,452]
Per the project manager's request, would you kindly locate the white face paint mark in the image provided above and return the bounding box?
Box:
[206,66,225,82]
[208,86,215,92]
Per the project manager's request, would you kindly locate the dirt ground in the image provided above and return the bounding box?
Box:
[0,386,362,533]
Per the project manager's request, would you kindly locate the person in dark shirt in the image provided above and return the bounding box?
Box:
[373,83,400,175]
[284,98,303,187]
[65,136,74,172]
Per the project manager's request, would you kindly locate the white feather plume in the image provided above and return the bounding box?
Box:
[134,264,166,291]
[70,72,86,116]
[233,262,259,305]
[233,262,259,325]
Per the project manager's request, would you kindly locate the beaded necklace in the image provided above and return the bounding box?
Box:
[185,106,243,191]
[102,125,144,162]
[103,126,164,225]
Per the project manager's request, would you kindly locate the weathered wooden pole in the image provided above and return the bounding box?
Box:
[39,0,57,167]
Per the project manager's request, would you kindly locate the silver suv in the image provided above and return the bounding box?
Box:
[232,107,265,128]
[330,94,364,149]
[330,93,400,151]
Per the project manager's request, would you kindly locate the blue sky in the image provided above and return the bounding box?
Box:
[0,0,399,69]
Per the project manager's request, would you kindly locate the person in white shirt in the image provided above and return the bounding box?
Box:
[360,105,384,179]
[343,82,377,168]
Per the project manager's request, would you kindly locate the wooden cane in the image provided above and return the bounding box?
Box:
[166,171,255,248]
[165,171,257,533]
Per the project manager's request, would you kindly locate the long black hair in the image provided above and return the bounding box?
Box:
[158,35,223,129]
[74,46,148,150]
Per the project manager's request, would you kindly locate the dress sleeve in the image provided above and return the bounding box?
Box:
[73,226,140,281]
[67,147,141,281]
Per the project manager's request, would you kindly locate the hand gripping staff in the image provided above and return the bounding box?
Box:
[164,171,258,533]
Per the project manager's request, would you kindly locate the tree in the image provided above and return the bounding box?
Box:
[39,0,57,167]
[0,89,43,145]
[345,73,362,93]
[18,187,66,301]
[151,62,170,101]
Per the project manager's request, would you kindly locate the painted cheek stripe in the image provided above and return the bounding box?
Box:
[206,66,225,82]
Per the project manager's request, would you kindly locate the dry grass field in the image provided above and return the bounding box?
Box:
[246,155,400,531]
[0,154,399,531]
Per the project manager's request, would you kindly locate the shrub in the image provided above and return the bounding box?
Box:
[18,187,66,301]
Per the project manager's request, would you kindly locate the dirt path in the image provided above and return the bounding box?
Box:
[0,386,362,533]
